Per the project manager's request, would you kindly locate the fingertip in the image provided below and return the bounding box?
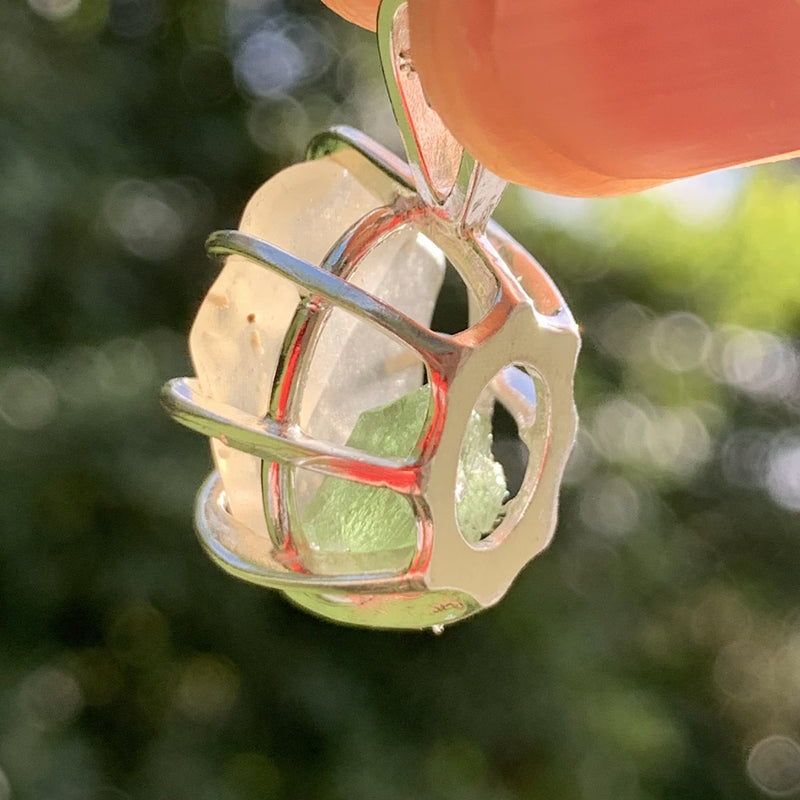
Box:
[320,0,379,29]
[409,0,800,196]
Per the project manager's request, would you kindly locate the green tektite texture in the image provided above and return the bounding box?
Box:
[302,387,508,570]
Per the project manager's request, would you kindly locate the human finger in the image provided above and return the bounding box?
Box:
[410,0,800,195]
[320,0,378,29]
[322,0,800,196]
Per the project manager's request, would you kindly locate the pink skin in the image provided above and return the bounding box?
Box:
[323,0,800,196]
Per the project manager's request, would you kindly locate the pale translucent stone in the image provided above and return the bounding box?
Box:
[291,232,447,533]
[190,151,445,542]
[300,233,445,447]
[190,149,507,572]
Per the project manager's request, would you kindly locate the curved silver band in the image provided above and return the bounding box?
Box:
[377,0,508,235]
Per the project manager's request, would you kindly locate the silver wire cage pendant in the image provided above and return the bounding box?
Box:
[161,0,580,630]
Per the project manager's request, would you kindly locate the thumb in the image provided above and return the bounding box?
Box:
[323,0,800,197]
[320,0,378,28]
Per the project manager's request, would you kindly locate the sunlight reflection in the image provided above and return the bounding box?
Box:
[19,666,83,731]
[643,170,746,227]
[579,474,642,537]
[594,302,654,364]
[649,312,710,372]
[0,367,58,431]
[103,180,185,261]
[27,0,80,20]
[766,434,800,511]
[719,328,800,402]
[175,654,240,723]
[592,397,711,478]
[748,736,800,797]
[234,17,333,99]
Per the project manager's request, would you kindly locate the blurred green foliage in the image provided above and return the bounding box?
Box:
[1,1,800,799]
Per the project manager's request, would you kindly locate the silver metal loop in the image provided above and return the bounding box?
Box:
[205,229,459,367]
[262,200,447,551]
[195,472,426,591]
[161,117,581,628]
[160,377,421,492]
[377,0,508,235]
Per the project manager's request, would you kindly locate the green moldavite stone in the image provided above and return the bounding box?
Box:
[456,403,509,542]
[301,387,508,571]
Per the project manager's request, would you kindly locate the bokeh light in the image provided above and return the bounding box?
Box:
[27,0,81,21]
[0,767,9,800]
[18,665,84,731]
[748,736,800,797]
[2,0,800,797]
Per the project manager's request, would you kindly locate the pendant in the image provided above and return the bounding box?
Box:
[161,0,580,630]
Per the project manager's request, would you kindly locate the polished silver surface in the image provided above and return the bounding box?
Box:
[160,377,419,491]
[204,227,458,367]
[377,0,508,235]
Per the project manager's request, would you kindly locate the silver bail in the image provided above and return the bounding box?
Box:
[377,0,508,235]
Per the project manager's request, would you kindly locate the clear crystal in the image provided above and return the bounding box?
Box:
[189,151,444,542]
[189,150,507,570]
